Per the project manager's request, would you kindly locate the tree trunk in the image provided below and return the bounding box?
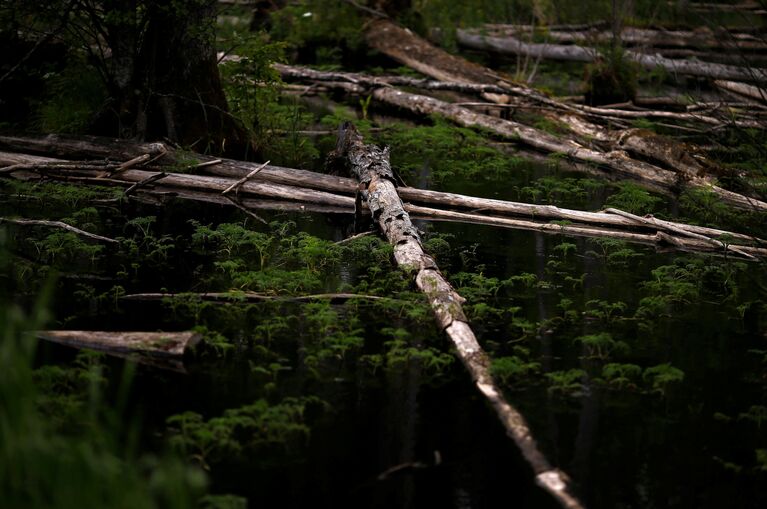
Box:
[333,123,587,509]
[92,1,248,156]
[455,29,767,82]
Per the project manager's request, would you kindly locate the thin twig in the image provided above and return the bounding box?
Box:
[224,195,268,224]
[221,160,269,195]
[124,172,168,196]
[335,231,375,244]
[0,217,118,243]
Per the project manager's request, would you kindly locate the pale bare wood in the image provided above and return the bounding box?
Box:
[121,292,389,302]
[336,123,586,509]
[35,330,201,357]
[371,87,767,211]
[0,217,118,243]
[714,80,767,104]
[0,147,761,245]
[454,29,767,82]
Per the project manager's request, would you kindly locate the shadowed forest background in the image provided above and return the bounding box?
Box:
[1,1,767,508]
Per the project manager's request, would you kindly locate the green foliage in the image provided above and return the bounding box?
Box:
[269,1,366,58]
[545,369,586,396]
[583,45,638,105]
[0,283,207,509]
[166,397,325,469]
[361,327,454,379]
[491,355,541,385]
[606,182,662,215]
[517,176,604,206]
[379,119,511,184]
[574,332,630,360]
[601,363,642,389]
[33,58,106,133]
[642,363,684,395]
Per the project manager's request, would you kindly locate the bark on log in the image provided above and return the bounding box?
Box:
[36,330,201,357]
[482,25,767,52]
[0,139,761,244]
[455,30,767,82]
[357,20,756,190]
[714,80,767,104]
[369,87,767,211]
[334,123,587,509]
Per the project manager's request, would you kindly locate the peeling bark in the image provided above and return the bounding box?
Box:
[333,123,587,509]
[370,87,767,211]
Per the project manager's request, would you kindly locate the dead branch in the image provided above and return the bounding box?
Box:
[0,217,118,243]
[334,122,587,509]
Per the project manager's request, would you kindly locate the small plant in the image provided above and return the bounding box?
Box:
[491,356,541,385]
[642,363,684,395]
[583,45,638,106]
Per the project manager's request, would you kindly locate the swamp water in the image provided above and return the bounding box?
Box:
[2,154,766,509]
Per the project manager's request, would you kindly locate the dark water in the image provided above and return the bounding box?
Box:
[9,155,767,509]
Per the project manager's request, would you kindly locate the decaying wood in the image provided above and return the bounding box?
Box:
[370,87,767,211]
[121,292,390,303]
[365,18,507,87]
[35,330,201,357]
[0,217,118,243]
[714,80,767,104]
[481,25,767,52]
[404,203,767,258]
[454,29,767,82]
[1,142,764,255]
[358,19,761,196]
[335,123,586,509]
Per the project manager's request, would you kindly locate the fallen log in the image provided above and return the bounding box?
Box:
[333,122,587,509]
[454,29,767,82]
[36,330,200,357]
[714,80,767,104]
[0,217,117,243]
[121,292,391,303]
[359,19,757,192]
[369,87,767,211]
[482,25,767,52]
[0,143,762,246]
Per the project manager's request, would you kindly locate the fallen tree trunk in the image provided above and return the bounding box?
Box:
[714,80,767,104]
[482,25,767,52]
[369,87,767,211]
[333,122,587,509]
[358,19,758,193]
[276,64,764,128]
[455,29,767,82]
[1,139,762,245]
[35,330,200,357]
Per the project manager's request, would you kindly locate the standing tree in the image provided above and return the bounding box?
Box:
[1,0,248,155]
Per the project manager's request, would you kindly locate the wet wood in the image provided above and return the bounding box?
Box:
[714,80,767,104]
[334,123,587,509]
[122,292,389,303]
[454,30,767,82]
[0,146,761,247]
[370,87,767,211]
[35,330,201,357]
[405,203,767,258]
[482,25,767,52]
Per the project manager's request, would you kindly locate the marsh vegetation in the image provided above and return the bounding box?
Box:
[1,1,767,508]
